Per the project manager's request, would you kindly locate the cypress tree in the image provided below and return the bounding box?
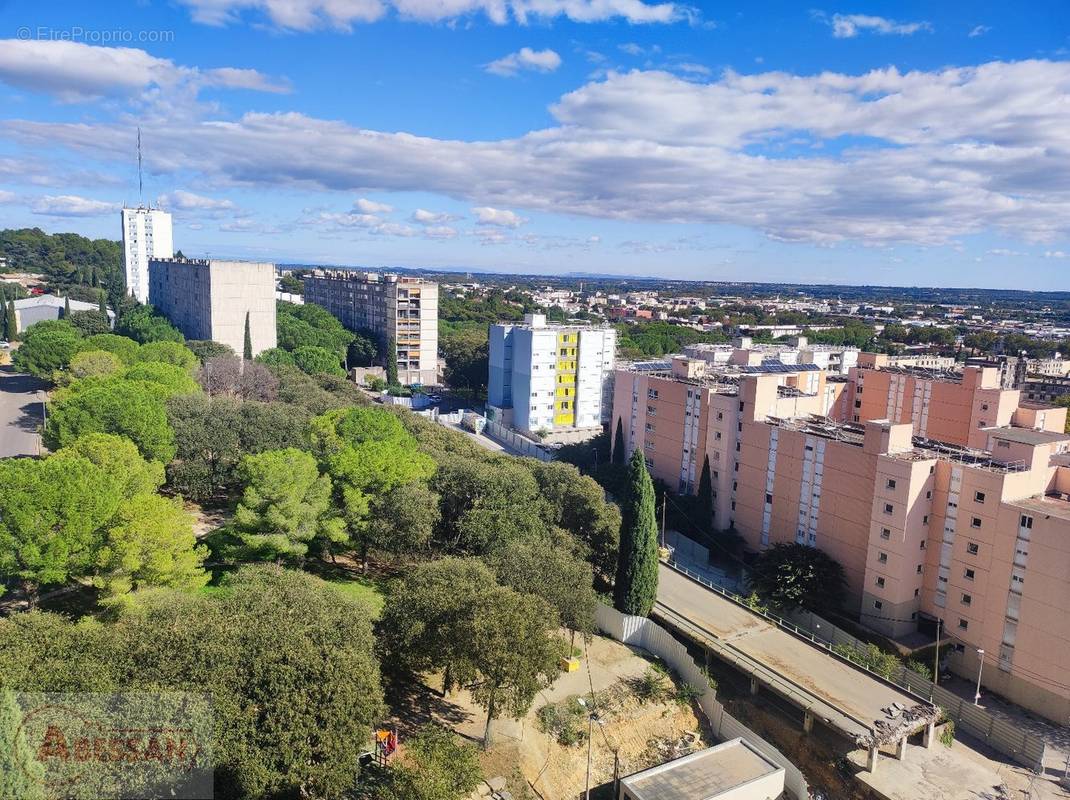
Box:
[0,287,6,337]
[385,337,399,386]
[98,291,107,316]
[243,311,253,360]
[697,454,714,534]
[64,295,71,317]
[614,448,660,617]
[6,298,17,341]
[612,417,626,465]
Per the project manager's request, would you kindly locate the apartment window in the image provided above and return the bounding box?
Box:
[805,444,814,452]
[920,540,926,550]
[715,432,722,440]
[857,386,863,394]
[961,593,972,606]
[926,490,932,499]
[644,423,655,432]
[886,479,897,490]
[716,411,724,421]
[1012,574,1025,587]
[981,403,989,411]
[875,577,885,588]
[1020,515,1033,529]
[958,619,969,631]
[997,440,1011,449]
[855,400,862,408]
[884,503,894,515]
[964,568,975,580]
[916,564,923,574]
[880,528,891,540]
[967,542,979,555]
[765,493,773,504]
[914,588,920,597]
[713,471,719,480]
[873,600,883,610]
[978,420,988,428]
[646,405,656,415]
[647,389,659,400]
[954,643,965,654]
[731,501,736,511]
[974,491,986,504]
[739,401,745,412]
[923,514,929,524]
[878,552,887,564]
[732,481,738,492]
[971,518,982,529]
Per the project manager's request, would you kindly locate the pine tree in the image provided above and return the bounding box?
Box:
[614,448,660,617]
[385,337,399,386]
[696,454,714,534]
[612,417,626,465]
[243,311,253,360]
[5,298,17,342]
[0,689,45,799]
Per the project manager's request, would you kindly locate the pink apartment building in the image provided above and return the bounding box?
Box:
[611,356,1070,723]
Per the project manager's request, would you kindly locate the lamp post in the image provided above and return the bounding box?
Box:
[933,618,942,687]
[974,648,985,706]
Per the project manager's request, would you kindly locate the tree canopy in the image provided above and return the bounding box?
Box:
[748,542,847,614]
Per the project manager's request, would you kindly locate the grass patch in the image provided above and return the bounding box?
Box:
[326,576,385,618]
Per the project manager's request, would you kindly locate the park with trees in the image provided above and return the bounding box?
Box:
[0,300,673,800]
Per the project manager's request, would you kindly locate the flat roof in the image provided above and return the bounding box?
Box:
[621,738,783,800]
[1010,494,1070,522]
[985,427,1070,446]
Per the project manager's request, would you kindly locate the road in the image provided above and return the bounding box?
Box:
[0,366,46,458]
[656,563,928,741]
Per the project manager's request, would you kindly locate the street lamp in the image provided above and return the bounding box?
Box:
[974,648,985,706]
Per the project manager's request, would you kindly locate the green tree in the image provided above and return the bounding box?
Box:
[365,482,441,558]
[0,454,122,603]
[55,432,165,498]
[614,449,659,617]
[82,333,139,363]
[488,539,597,648]
[135,340,199,371]
[370,724,483,800]
[466,585,563,747]
[243,311,253,360]
[748,542,847,614]
[0,689,45,800]
[233,448,345,562]
[67,349,123,382]
[98,291,107,315]
[67,309,111,336]
[439,323,488,396]
[121,361,202,399]
[4,298,15,341]
[385,337,399,385]
[117,305,183,343]
[92,493,209,603]
[12,319,83,377]
[293,344,344,376]
[612,417,626,465]
[185,339,235,361]
[255,347,296,369]
[45,381,176,462]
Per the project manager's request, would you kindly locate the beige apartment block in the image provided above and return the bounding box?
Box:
[611,354,1070,723]
[303,270,439,386]
[148,258,277,357]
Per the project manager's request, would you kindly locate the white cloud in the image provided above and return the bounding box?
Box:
[0,190,16,204]
[0,40,288,102]
[986,248,1026,257]
[423,225,458,239]
[158,190,236,212]
[969,25,991,38]
[816,12,932,39]
[485,48,562,77]
[674,62,711,76]
[180,0,679,29]
[30,195,118,217]
[354,197,394,213]
[473,207,527,228]
[1043,250,1068,259]
[8,60,1070,247]
[411,208,457,224]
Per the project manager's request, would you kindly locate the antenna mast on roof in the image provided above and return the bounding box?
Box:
[137,126,144,206]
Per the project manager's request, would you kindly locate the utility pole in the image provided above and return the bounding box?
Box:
[585,713,594,800]
[933,618,942,687]
[974,648,985,706]
[660,493,667,549]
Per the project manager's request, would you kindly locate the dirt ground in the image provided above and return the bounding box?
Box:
[383,633,714,800]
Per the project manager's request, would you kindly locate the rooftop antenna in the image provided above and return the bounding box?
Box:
[137,126,144,206]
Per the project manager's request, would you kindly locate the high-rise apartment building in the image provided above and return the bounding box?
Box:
[611,355,1070,723]
[121,207,173,304]
[303,271,439,386]
[148,258,276,357]
[488,314,616,436]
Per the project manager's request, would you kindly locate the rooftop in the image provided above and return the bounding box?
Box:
[985,427,1070,446]
[13,294,114,316]
[620,738,784,800]
[1010,493,1070,522]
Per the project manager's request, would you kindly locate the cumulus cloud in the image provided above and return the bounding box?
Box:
[30,195,118,217]
[473,207,527,227]
[814,12,932,38]
[969,25,991,38]
[411,208,458,224]
[354,197,394,213]
[1044,250,1068,259]
[0,40,289,102]
[7,60,1070,247]
[485,48,562,77]
[0,189,16,204]
[180,0,679,29]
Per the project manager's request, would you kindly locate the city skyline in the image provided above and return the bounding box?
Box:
[1,1,1069,289]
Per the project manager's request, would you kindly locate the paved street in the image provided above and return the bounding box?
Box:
[657,563,924,735]
[0,366,46,458]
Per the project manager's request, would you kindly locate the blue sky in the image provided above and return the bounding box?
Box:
[0,0,1068,288]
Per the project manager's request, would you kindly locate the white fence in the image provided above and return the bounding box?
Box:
[483,419,553,461]
[596,604,811,800]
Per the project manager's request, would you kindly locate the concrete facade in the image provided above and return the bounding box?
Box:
[148,258,276,357]
[303,270,438,386]
[489,313,616,436]
[122,207,173,304]
[611,355,1070,724]
[12,295,114,333]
